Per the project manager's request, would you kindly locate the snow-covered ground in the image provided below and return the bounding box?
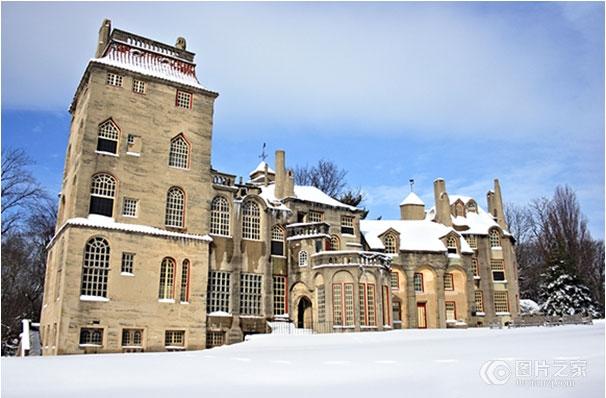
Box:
[2,322,604,398]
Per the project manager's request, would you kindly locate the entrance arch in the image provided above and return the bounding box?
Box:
[297,296,313,329]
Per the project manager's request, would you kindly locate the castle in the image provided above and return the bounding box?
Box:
[40,20,520,355]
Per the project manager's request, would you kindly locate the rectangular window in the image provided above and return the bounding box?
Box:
[474,290,484,313]
[332,283,354,327]
[165,330,185,349]
[79,327,103,346]
[308,210,324,223]
[176,90,192,109]
[90,196,114,217]
[390,272,399,290]
[132,79,145,94]
[106,72,123,87]
[240,273,262,316]
[340,216,354,235]
[382,285,391,326]
[121,329,143,347]
[272,275,287,316]
[317,286,325,323]
[467,235,477,249]
[494,291,509,313]
[472,257,480,277]
[491,259,506,281]
[180,262,190,303]
[122,198,138,217]
[208,271,231,313]
[445,302,456,321]
[121,252,134,274]
[206,331,225,348]
[444,273,454,291]
[413,273,424,292]
[359,283,377,327]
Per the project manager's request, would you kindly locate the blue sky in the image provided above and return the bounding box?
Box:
[2,2,604,238]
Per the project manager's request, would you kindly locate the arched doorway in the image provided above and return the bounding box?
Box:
[297,296,313,329]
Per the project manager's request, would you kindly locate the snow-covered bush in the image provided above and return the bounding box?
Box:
[519,299,541,314]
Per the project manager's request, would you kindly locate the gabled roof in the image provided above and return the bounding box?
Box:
[258,183,360,212]
[249,161,275,177]
[400,192,424,206]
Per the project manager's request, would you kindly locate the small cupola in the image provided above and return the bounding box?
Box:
[400,192,425,220]
[249,161,275,185]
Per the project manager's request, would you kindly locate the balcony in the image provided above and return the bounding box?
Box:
[211,169,236,187]
[311,250,392,270]
[286,222,330,241]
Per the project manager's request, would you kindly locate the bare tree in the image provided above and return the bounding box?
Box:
[294,159,347,198]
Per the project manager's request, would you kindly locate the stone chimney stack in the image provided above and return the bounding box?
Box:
[96,19,112,58]
[433,178,452,226]
[176,37,187,50]
[491,179,507,229]
[285,170,295,198]
[275,150,286,199]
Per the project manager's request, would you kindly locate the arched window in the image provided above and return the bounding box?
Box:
[97,120,119,154]
[210,196,230,236]
[489,230,501,248]
[447,236,457,254]
[330,235,340,251]
[159,257,176,300]
[80,237,110,297]
[271,225,285,256]
[165,187,185,228]
[384,234,397,254]
[242,201,260,240]
[180,260,190,303]
[89,173,116,217]
[168,135,190,169]
[298,250,309,267]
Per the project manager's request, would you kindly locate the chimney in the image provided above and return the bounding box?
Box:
[176,37,187,50]
[285,170,295,198]
[95,19,112,58]
[263,163,269,187]
[433,178,452,226]
[493,179,507,229]
[274,150,286,199]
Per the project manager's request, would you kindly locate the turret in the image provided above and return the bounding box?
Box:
[433,178,452,226]
[400,192,425,220]
[95,19,111,58]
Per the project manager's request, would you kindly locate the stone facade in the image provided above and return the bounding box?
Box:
[39,20,520,355]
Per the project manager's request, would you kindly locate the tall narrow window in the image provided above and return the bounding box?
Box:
[272,275,287,316]
[180,260,190,302]
[472,257,480,277]
[317,286,326,323]
[271,225,285,256]
[89,173,116,217]
[384,234,397,254]
[382,285,391,326]
[474,290,484,313]
[330,235,340,251]
[80,237,110,297]
[168,135,190,169]
[341,216,354,235]
[240,273,262,315]
[359,283,377,327]
[444,273,454,290]
[298,250,309,267]
[121,252,134,274]
[97,120,119,154]
[390,272,399,290]
[332,283,354,327]
[242,201,261,240]
[210,196,230,236]
[208,271,230,313]
[165,187,185,228]
[445,302,456,321]
[413,272,424,293]
[489,230,501,247]
[158,257,175,300]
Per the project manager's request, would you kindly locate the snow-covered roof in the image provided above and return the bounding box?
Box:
[449,195,474,205]
[90,42,205,90]
[400,192,424,206]
[258,183,360,212]
[360,219,472,254]
[50,215,212,246]
[249,161,275,176]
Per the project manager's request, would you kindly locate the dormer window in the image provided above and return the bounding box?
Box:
[466,201,477,213]
[384,234,397,254]
[489,230,501,248]
[447,236,457,254]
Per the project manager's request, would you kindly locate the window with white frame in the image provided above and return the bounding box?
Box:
[298,250,309,267]
[491,259,506,281]
[132,79,145,94]
[168,135,190,169]
[447,236,457,254]
[384,234,397,254]
[489,230,501,247]
[330,235,340,251]
[242,201,261,240]
[472,257,480,277]
[122,198,137,217]
[80,328,103,346]
[90,173,116,217]
[413,273,424,292]
[106,72,123,87]
[165,330,185,348]
[122,329,143,347]
[308,210,323,223]
[272,275,287,316]
[208,271,230,313]
[332,283,354,326]
[158,257,175,300]
[359,283,377,327]
[445,302,456,321]
[80,237,110,297]
[467,235,477,249]
[176,90,192,109]
[493,291,509,313]
[240,273,262,316]
[317,286,326,323]
[206,331,225,348]
[271,225,285,256]
[390,272,399,290]
[341,216,354,235]
[474,290,484,312]
[165,187,185,228]
[210,196,230,236]
[97,120,119,154]
[180,260,190,303]
[444,273,454,290]
[121,252,134,274]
